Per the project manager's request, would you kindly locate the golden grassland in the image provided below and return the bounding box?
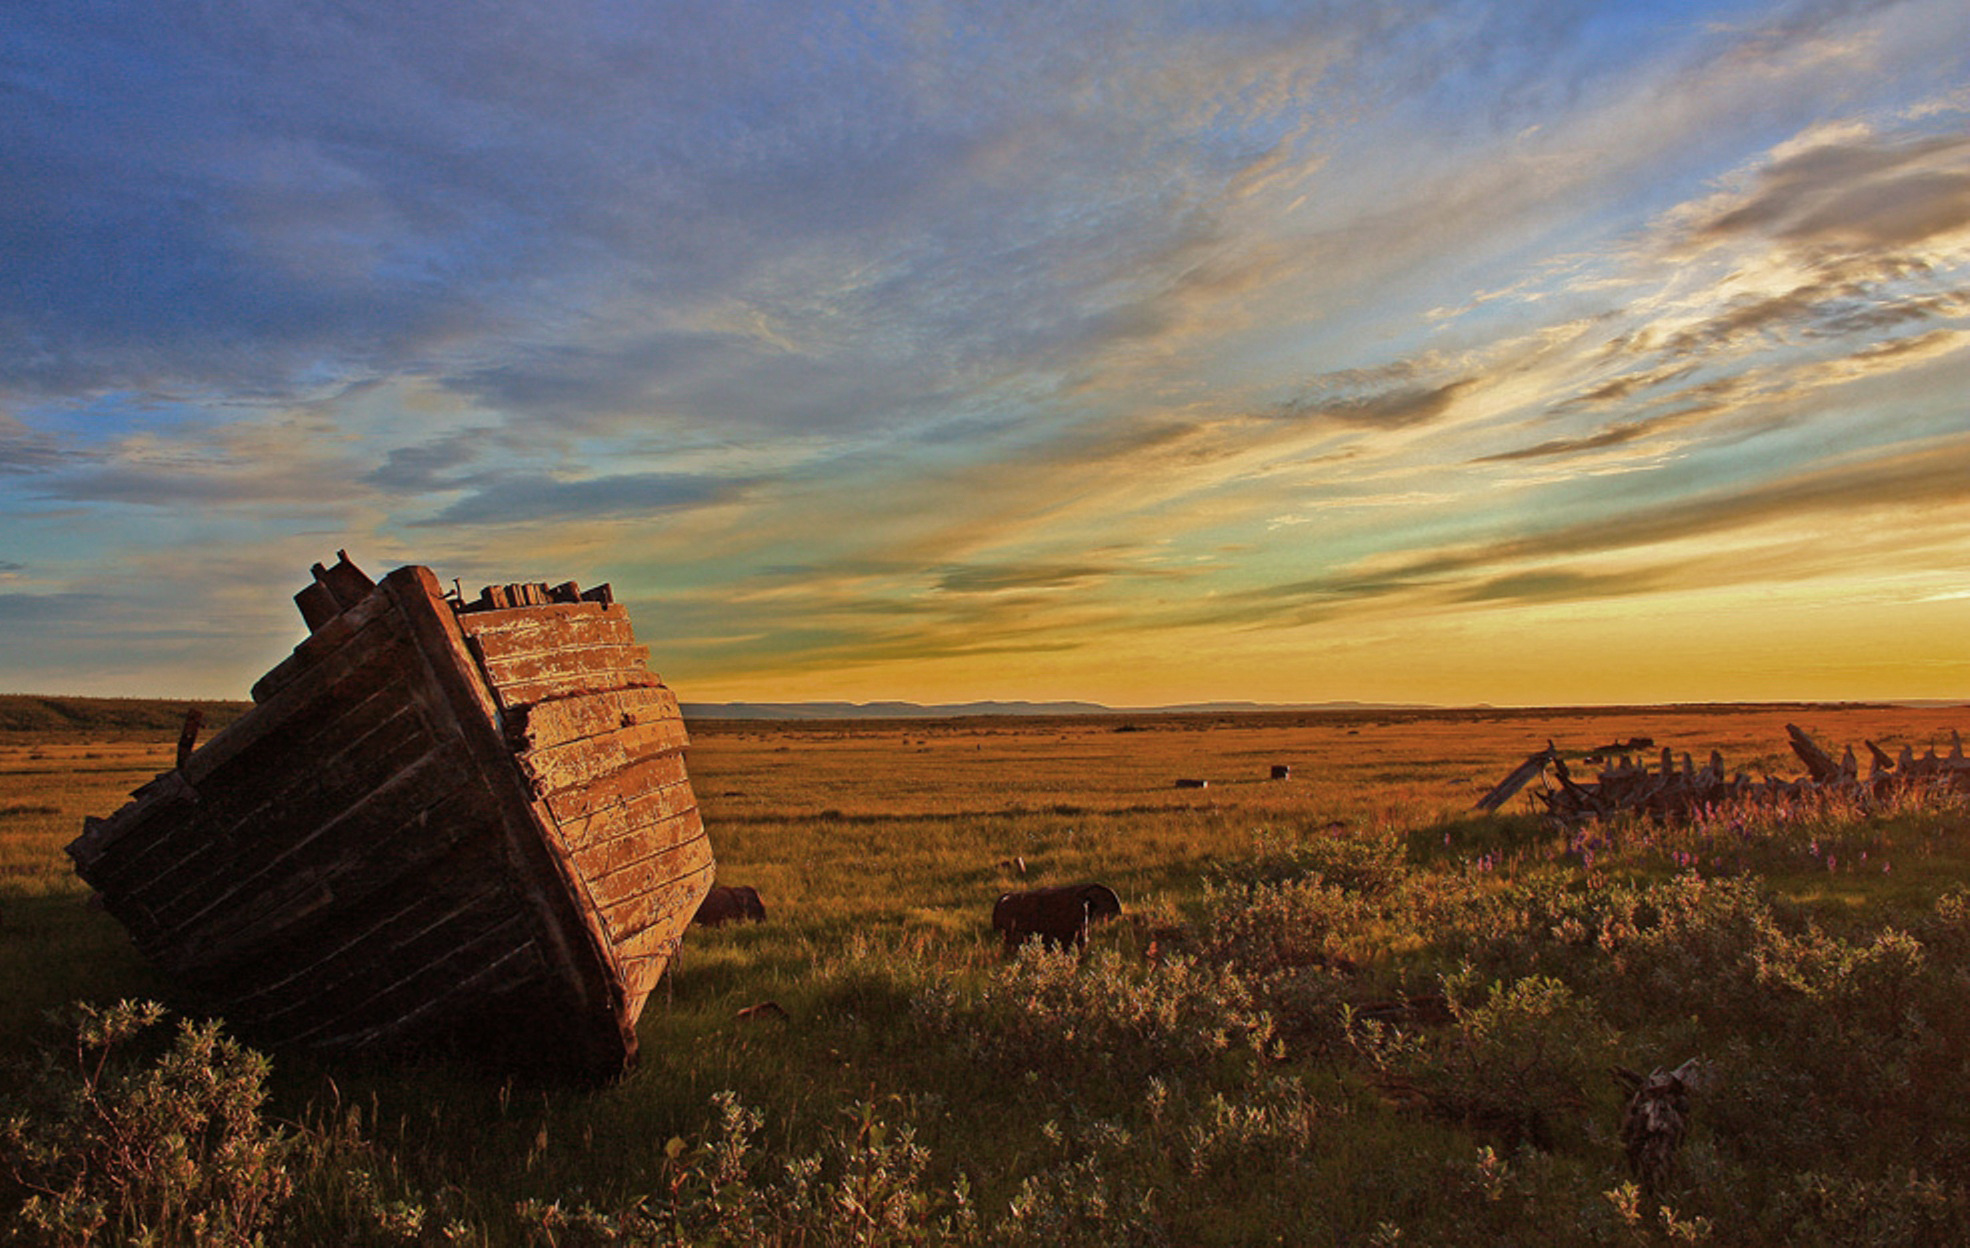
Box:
[685,701,1970,921]
[5,702,1967,1067]
[5,700,1970,1245]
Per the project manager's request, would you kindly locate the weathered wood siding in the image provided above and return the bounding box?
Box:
[457,597,713,1015]
[69,558,712,1080]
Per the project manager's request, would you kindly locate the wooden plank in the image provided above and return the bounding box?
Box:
[1786,723,1843,783]
[541,753,691,824]
[616,950,676,1004]
[490,666,661,710]
[124,698,436,917]
[279,913,539,1047]
[1475,745,1558,812]
[218,855,512,1020]
[230,880,521,1040]
[563,783,701,858]
[572,809,705,883]
[460,606,630,660]
[455,600,609,637]
[584,819,712,905]
[557,777,699,856]
[303,938,565,1059]
[515,686,682,753]
[67,772,195,872]
[479,643,652,691]
[521,719,691,798]
[185,608,414,789]
[602,863,716,945]
[73,614,413,878]
[249,585,399,703]
[91,693,425,915]
[161,755,483,971]
[379,566,631,1077]
[139,725,471,944]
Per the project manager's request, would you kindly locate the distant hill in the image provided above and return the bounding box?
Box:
[0,694,252,736]
[679,699,1431,720]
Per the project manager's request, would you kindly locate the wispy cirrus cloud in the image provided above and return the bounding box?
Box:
[417,471,754,527]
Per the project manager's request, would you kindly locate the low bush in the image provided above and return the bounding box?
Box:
[0,1001,433,1247]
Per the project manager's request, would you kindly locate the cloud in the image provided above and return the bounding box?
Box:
[15,411,373,510]
[363,431,492,492]
[935,563,1119,594]
[1245,432,1970,620]
[1559,364,1700,407]
[417,471,751,526]
[1474,412,1694,463]
[0,591,111,623]
[1452,568,1665,605]
[0,419,70,474]
[1695,132,1970,249]
[1282,379,1476,431]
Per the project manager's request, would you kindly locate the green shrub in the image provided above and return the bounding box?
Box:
[516,1092,980,1248]
[917,946,1275,1100]
[0,1001,432,1247]
[1762,1169,1970,1246]
[1,1001,295,1246]
[1350,968,1614,1153]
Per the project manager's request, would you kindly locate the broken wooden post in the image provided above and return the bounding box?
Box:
[1475,743,1559,813]
[175,707,204,771]
[1617,1059,1706,1197]
[1786,723,1842,783]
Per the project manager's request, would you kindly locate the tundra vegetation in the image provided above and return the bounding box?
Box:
[3,697,1970,1245]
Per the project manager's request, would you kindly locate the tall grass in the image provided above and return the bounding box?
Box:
[4,705,1970,1243]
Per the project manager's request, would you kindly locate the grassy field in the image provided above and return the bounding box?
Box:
[4,701,1969,1244]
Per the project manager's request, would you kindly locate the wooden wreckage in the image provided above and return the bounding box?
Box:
[68,554,714,1081]
[1476,723,1970,828]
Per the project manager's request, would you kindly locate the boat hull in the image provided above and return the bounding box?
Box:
[69,559,713,1080]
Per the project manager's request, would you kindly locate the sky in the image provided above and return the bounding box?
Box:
[3,0,1968,707]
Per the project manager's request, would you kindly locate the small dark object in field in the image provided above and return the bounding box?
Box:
[737,1001,788,1023]
[1587,736,1654,758]
[1175,778,1208,789]
[1270,764,1292,780]
[992,882,1122,952]
[1616,1059,1706,1196]
[995,855,1027,874]
[693,884,767,927]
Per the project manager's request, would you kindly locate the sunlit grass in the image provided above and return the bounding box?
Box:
[4,702,1970,1243]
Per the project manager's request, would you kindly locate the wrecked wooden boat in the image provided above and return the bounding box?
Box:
[68,553,714,1081]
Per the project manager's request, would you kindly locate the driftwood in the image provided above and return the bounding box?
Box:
[1476,725,1968,828]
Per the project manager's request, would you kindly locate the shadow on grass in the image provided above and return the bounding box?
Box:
[1407,813,1556,867]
